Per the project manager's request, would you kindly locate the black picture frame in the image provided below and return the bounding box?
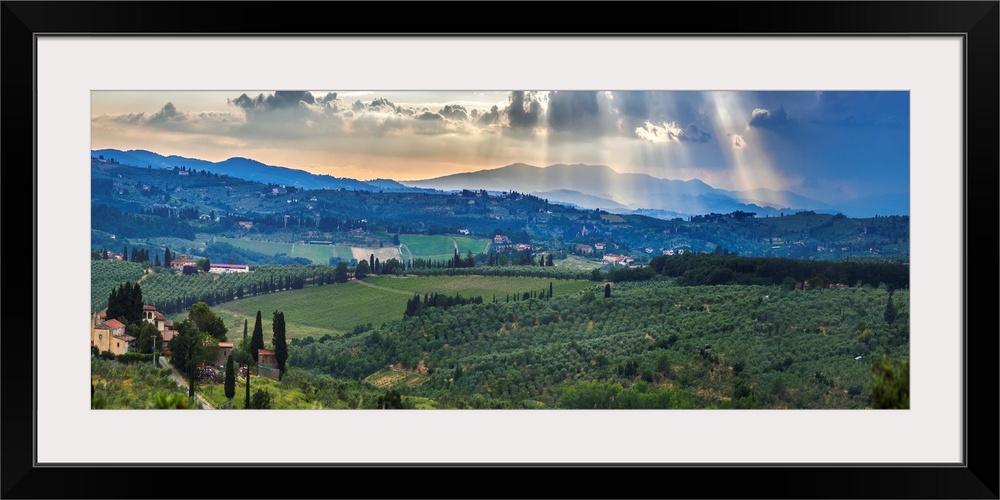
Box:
[5,2,997,498]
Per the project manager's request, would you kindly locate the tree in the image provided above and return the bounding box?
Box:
[354,260,370,280]
[272,310,288,378]
[169,320,216,392]
[884,291,898,325]
[250,388,273,409]
[197,257,211,273]
[164,247,172,267]
[232,335,253,409]
[250,310,264,366]
[334,262,349,283]
[106,281,143,325]
[377,389,403,409]
[604,283,612,298]
[546,254,554,266]
[370,253,375,271]
[188,302,229,341]
[128,321,162,354]
[870,356,909,409]
[224,355,236,402]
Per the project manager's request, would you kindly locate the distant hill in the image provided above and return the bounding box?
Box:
[402,162,841,218]
[92,150,904,218]
[93,149,398,193]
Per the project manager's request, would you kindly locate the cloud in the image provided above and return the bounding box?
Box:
[635,121,711,144]
[230,91,318,113]
[439,104,469,121]
[504,91,542,130]
[477,105,500,126]
[748,106,790,129]
[728,133,747,149]
[547,91,606,136]
[415,111,443,121]
[147,102,185,124]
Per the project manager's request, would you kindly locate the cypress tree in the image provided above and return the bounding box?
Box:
[272,310,288,378]
[224,355,236,402]
[250,310,264,365]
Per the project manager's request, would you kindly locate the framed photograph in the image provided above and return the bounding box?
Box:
[8,2,996,498]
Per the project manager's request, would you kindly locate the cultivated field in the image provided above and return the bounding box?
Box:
[399,235,490,261]
[208,275,592,341]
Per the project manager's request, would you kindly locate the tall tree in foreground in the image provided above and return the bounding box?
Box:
[224,355,236,403]
[242,318,250,409]
[604,283,612,298]
[272,310,288,378]
[250,310,264,368]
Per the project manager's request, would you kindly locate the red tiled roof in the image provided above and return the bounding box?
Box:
[93,324,110,331]
[210,263,248,269]
[258,349,275,356]
[104,319,125,329]
[218,342,234,348]
[98,312,107,319]
[164,319,174,327]
[143,305,157,311]
[154,312,166,320]
[161,330,177,342]
[114,333,136,342]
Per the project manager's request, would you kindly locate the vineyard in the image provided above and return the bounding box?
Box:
[92,259,342,314]
[91,260,147,310]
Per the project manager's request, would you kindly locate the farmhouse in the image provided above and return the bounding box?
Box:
[90,316,135,355]
[170,254,197,270]
[209,263,250,274]
[216,342,234,367]
[257,349,280,380]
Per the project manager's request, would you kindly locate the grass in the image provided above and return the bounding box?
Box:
[213,236,354,264]
[200,376,321,409]
[399,234,489,258]
[207,275,592,342]
[553,254,604,271]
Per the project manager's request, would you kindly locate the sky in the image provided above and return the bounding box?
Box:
[91,90,909,207]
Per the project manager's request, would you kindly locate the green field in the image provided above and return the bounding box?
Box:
[553,254,604,271]
[399,234,489,261]
[214,237,354,264]
[209,275,592,341]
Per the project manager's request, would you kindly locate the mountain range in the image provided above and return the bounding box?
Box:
[93,149,889,218]
[401,163,838,217]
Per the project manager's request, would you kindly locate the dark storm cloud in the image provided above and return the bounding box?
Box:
[748,106,791,129]
[546,91,605,136]
[230,91,318,112]
[505,91,542,130]
[679,124,711,143]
